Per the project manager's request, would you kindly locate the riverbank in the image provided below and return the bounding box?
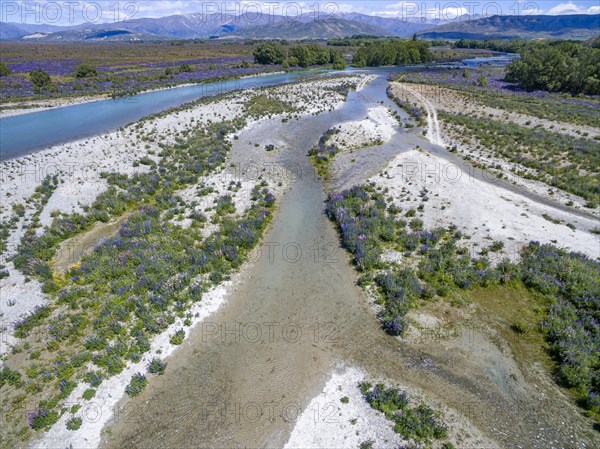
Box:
[1,73,366,341]
[285,365,498,449]
[0,95,112,118]
[304,73,600,448]
[0,74,372,448]
[388,81,600,217]
[370,148,600,262]
[0,71,288,119]
[2,58,598,449]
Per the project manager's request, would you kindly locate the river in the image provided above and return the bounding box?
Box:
[99,56,597,449]
[0,55,517,160]
[12,52,588,448]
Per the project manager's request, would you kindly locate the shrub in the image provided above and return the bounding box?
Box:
[125,373,147,397]
[169,329,185,345]
[0,62,11,77]
[5,119,278,434]
[359,382,448,444]
[75,64,98,78]
[147,357,167,375]
[489,241,504,252]
[28,408,59,430]
[12,203,25,217]
[84,371,103,387]
[82,388,96,400]
[29,69,54,93]
[520,242,600,405]
[409,218,423,230]
[14,306,51,338]
[178,64,194,73]
[66,416,82,430]
[1,367,22,388]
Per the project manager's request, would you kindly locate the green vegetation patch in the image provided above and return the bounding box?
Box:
[3,111,277,442]
[244,94,296,117]
[359,382,449,445]
[326,183,600,418]
[507,41,600,95]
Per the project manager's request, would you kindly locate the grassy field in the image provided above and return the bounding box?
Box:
[395,66,600,128]
[0,41,268,102]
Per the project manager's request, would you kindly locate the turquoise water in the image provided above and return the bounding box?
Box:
[0,70,325,160]
[0,55,516,160]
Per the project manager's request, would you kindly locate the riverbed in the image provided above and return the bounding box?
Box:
[5,54,596,449]
[99,74,599,449]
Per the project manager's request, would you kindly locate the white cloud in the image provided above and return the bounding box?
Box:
[588,5,600,14]
[544,1,600,15]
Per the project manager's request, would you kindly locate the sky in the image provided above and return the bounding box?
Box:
[1,0,599,25]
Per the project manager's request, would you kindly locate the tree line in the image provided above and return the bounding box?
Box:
[328,35,393,47]
[352,39,433,67]
[453,39,527,53]
[253,42,346,69]
[506,40,600,95]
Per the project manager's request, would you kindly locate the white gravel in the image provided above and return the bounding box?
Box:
[284,366,406,449]
[372,149,600,262]
[329,106,398,151]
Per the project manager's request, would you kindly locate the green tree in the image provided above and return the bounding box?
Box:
[330,49,347,69]
[253,42,286,65]
[353,39,433,67]
[74,64,98,78]
[178,64,194,73]
[0,62,11,77]
[506,41,600,95]
[30,69,54,93]
[290,46,313,67]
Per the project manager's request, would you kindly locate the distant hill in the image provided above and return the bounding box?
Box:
[419,14,600,40]
[20,27,159,42]
[335,13,433,37]
[1,13,285,41]
[222,18,394,40]
[0,22,71,40]
[2,13,599,42]
[1,13,420,41]
[585,35,600,48]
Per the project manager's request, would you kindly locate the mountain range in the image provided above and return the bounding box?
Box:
[1,12,598,41]
[419,14,600,40]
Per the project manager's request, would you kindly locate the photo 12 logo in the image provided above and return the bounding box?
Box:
[199,1,341,23]
[394,1,541,22]
[1,1,139,25]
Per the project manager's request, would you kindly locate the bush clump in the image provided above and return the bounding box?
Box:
[125,373,147,397]
[359,382,449,444]
[147,357,167,375]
